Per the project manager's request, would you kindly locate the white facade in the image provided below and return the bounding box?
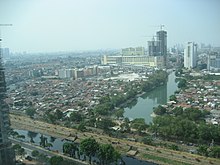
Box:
[58,69,75,79]
[184,42,197,69]
[102,54,164,68]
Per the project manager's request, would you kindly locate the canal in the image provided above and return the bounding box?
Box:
[14,129,156,165]
[124,72,178,123]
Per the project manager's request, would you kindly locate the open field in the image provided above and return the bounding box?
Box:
[10,114,220,165]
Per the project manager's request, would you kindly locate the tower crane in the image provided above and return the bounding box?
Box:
[150,24,165,31]
[142,35,157,41]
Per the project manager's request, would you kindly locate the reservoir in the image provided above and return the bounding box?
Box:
[124,72,178,123]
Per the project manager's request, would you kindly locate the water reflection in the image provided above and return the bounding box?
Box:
[124,72,178,123]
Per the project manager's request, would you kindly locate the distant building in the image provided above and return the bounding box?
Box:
[184,42,197,69]
[207,52,220,71]
[148,38,160,56]
[102,52,164,68]
[0,48,10,58]
[74,69,84,79]
[84,66,97,76]
[157,30,167,57]
[58,69,67,78]
[147,29,167,67]
[58,69,75,79]
[122,47,145,56]
[103,27,167,69]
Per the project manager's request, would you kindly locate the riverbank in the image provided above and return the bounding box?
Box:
[124,72,178,123]
[10,114,220,165]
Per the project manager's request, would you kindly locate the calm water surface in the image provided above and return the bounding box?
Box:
[124,72,178,123]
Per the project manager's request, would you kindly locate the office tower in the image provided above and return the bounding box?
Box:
[147,27,167,68]
[156,30,167,56]
[148,37,159,56]
[184,42,197,69]
[0,39,15,165]
[157,30,167,67]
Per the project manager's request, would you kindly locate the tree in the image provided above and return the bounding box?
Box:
[209,146,220,158]
[131,118,147,135]
[13,144,26,157]
[121,117,130,133]
[17,134,26,140]
[183,108,204,121]
[197,145,208,156]
[31,150,39,157]
[25,108,36,118]
[77,122,87,132]
[142,136,153,145]
[27,131,38,143]
[46,113,56,124]
[80,138,99,164]
[178,78,187,88]
[49,156,63,165]
[54,109,63,120]
[94,103,114,116]
[10,130,19,137]
[96,118,115,132]
[172,107,183,116]
[39,134,48,148]
[69,112,83,123]
[100,95,111,103]
[114,108,124,119]
[13,144,22,150]
[175,69,183,77]
[97,144,121,165]
[169,95,177,102]
[45,142,53,149]
[153,105,167,115]
[63,142,77,157]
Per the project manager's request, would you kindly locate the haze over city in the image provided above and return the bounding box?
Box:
[2,1,220,165]
[0,0,220,53]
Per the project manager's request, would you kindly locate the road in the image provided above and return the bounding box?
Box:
[10,114,220,165]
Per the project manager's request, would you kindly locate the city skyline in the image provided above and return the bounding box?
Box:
[0,0,220,53]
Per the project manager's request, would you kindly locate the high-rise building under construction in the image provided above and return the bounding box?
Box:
[148,26,167,68]
[0,37,15,165]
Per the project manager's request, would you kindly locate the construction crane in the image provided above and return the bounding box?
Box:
[150,24,165,31]
[142,35,157,41]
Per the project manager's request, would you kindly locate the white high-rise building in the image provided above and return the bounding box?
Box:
[184,42,197,69]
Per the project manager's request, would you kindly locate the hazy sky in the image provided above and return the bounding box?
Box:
[0,0,220,52]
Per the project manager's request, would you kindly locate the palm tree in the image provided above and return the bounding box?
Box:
[97,144,121,165]
[80,138,99,164]
[63,142,78,158]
